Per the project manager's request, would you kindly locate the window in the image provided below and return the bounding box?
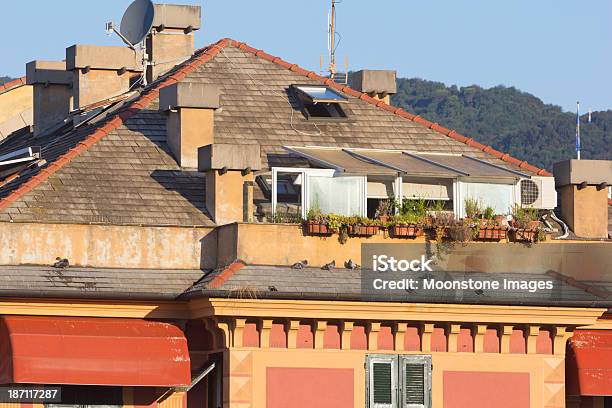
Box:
[270,167,336,219]
[367,176,398,218]
[291,84,349,120]
[458,181,516,216]
[366,354,432,408]
[309,175,365,216]
[292,85,348,103]
[303,102,347,119]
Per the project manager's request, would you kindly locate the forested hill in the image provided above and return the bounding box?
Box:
[0,77,14,86]
[392,78,611,170]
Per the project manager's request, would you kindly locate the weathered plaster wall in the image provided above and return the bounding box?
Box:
[559,185,609,238]
[219,223,611,279]
[0,85,33,139]
[0,222,216,269]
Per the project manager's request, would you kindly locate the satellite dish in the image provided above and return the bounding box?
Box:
[120,0,155,46]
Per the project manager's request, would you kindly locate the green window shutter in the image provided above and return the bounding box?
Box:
[373,363,393,404]
[399,355,431,408]
[367,355,397,408]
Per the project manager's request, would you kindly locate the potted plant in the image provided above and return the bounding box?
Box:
[429,211,455,241]
[303,205,332,235]
[387,213,424,238]
[461,200,507,241]
[509,204,541,242]
[474,206,508,241]
[447,220,474,243]
[477,220,508,240]
[375,199,393,224]
[347,216,381,237]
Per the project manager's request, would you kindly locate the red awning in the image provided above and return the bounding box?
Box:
[0,315,191,387]
[566,329,612,396]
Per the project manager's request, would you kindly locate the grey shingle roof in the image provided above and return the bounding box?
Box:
[0,265,205,300]
[0,101,213,226]
[195,46,532,170]
[0,40,543,226]
[184,264,610,308]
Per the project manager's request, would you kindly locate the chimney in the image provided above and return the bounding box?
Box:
[26,60,74,137]
[198,144,261,225]
[553,159,612,238]
[146,4,201,83]
[350,70,397,104]
[159,82,220,168]
[66,45,143,109]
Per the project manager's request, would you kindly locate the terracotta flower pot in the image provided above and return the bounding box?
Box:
[510,227,539,242]
[348,225,380,237]
[389,224,423,238]
[477,226,507,240]
[304,220,331,235]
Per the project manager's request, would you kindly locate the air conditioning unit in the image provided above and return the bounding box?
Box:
[520,177,556,209]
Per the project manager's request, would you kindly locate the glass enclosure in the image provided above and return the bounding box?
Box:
[460,181,515,215]
[308,176,365,216]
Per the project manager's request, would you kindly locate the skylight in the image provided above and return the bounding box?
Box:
[293,85,348,104]
[291,85,349,120]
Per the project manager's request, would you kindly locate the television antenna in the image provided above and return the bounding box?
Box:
[105,0,156,86]
[323,0,348,83]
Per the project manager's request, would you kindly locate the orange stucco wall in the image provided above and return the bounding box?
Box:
[266,367,354,408]
[559,185,609,238]
[443,371,530,408]
[226,348,564,408]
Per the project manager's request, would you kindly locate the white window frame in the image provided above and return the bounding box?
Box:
[366,354,432,408]
[367,354,398,408]
[399,355,432,408]
[273,167,362,219]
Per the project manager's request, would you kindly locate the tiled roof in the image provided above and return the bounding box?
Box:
[0,265,205,300]
[0,38,551,226]
[183,264,608,307]
[0,77,26,94]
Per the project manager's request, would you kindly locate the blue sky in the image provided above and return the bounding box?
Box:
[1,0,610,112]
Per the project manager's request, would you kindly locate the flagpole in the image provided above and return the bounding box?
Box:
[576,101,581,160]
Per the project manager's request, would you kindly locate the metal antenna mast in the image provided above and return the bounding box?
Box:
[328,0,337,79]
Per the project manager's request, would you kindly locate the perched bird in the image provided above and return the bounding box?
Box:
[344,259,360,270]
[321,260,336,271]
[52,257,69,269]
[291,260,308,270]
[268,286,278,292]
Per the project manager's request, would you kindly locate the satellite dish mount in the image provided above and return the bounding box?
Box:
[105,0,156,86]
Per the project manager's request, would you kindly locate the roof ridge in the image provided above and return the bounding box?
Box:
[222,39,552,177]
[0,76,27,94]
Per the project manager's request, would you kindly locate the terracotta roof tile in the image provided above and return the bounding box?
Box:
[0,77,26,94]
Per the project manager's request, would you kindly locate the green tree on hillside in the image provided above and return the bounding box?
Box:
[392,78,611,170]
